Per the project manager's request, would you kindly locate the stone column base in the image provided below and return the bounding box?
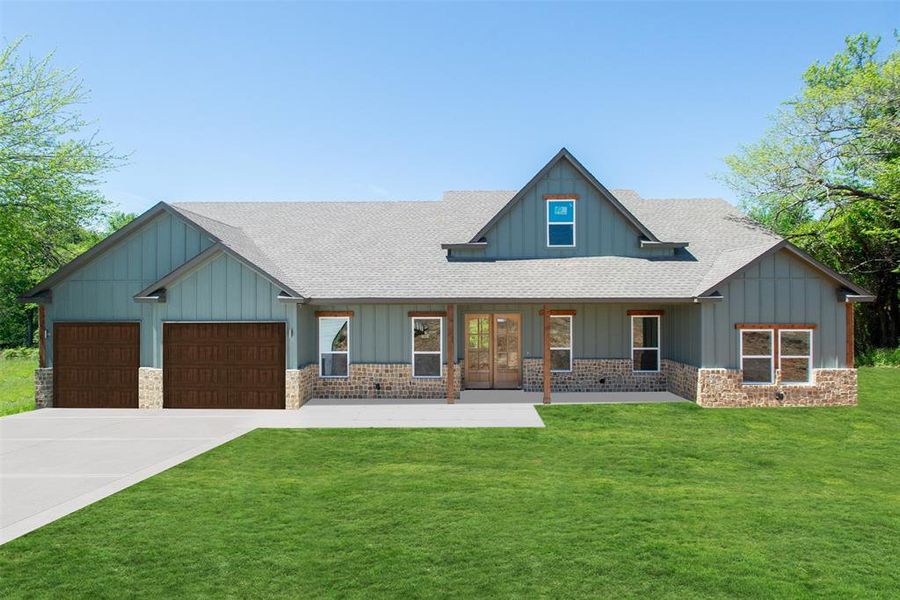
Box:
[285,368,315,409]
[34,368,53,408]
[138,367,163,409]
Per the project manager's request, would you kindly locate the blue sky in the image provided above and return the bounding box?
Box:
[2,1,897,214]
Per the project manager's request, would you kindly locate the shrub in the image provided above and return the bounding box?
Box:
[0,347,39,361]
[857,347,900,368]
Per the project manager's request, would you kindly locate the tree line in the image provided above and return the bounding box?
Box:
[0,35,896,352]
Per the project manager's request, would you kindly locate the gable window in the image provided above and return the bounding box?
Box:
[740,329,773,384]
[631,315,660,372]
[546,199,575,247]
[412,317,442,378]
[550,315,573,372]
[780,329,812,384]
[319,316,349,377]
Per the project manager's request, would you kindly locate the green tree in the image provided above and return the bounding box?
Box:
[0,38,123,346]
[722,33,899,349]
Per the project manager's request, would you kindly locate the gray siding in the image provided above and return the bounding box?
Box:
[700,249,847,368]
[470,159,672,260]
[45,211,215,367]
[454,303,700,366]
[155,253,298,369]
[301,304,450,366]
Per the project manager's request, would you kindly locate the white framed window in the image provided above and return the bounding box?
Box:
[740,329,774,384]
[546,199,576,247]
[549,315,573,372]
[411,317,442,378]
[319,316,349,377]
[631,315,660,372]
[779,329,813,384]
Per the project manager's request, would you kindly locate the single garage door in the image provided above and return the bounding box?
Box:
[54,322,140,408]
[163,322,285,409]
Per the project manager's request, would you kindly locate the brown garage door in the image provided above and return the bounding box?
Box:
[163,322,285,409]
[54,322,140,408]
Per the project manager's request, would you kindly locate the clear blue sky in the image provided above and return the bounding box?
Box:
[2,1,897,214]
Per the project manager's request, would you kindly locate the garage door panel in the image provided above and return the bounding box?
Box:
[163,323,285,409]
[53,323,140,408]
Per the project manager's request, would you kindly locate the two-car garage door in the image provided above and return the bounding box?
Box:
[53,322,285,409]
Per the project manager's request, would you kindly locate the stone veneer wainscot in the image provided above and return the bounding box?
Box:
[313,363,462,400]
[34,368,53,408]
[138,367,163,409]
[521,358,666,393]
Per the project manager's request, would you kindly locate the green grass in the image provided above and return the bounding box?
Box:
[1,369,898,598]
[0,356,37,416]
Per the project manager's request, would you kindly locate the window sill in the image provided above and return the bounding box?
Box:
[319,375,349,380]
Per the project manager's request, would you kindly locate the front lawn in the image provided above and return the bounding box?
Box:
[0,356,37,416]
[1,369,897,598]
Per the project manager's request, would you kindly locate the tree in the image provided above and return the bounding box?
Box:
[0,38,123,346]
[721,33,899,350]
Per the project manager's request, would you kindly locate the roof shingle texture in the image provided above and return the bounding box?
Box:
[170,190,781,301]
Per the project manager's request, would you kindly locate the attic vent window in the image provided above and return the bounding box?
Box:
[546,199,575,247]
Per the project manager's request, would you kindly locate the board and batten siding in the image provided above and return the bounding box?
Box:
[44,211,215,367]
[454,303,701,366]
[472,159,672,260]
[299,304,450,367]
[700,249,848,369]
[155,253,298,369]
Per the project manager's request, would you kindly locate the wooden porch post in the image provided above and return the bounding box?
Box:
[447,304,455,404]
[38,305,46,368]
[542,304,551,404]
[846,302,855,368]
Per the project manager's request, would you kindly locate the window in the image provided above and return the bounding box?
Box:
[780,329,812,384]
[319,317,349,377]
[549,315,572,372]
[740,329,773,384]
[547,199,575,247]
[412,317,442,378]
[631,315,660,372]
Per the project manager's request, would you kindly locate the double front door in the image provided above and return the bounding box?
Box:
[464,313,522,389]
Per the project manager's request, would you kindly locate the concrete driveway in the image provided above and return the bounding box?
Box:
[0,403,543,544]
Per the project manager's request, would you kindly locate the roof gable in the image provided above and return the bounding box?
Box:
[468,148,660,244]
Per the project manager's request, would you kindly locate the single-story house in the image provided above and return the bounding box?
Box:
[20,148,873,409]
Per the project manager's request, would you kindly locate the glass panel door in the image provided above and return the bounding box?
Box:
[493,314,521,389]
[464,314,492,389]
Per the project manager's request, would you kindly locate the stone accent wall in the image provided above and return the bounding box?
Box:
[521,358,666,393]
[34,368,53,408]
[138,367,163,409]
[696,368,857,408]
[299,364,316,404]
[662,359,698,402]
[313,363,462,400]
[285,366,317,409]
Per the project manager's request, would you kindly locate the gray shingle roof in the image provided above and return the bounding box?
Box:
[169,189,788,301]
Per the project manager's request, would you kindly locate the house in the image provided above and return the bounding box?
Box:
[20,149,873,409]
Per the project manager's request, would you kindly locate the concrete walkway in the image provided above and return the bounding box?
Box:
[0,403,543,544]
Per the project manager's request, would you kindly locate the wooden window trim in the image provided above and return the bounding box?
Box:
[734,323,816,330]
[627,309,665,316]
[845,302,856,369]
[539,309,577,316]
[408,311,447,318]
[315,310,354,318]
[543,194,580,200]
